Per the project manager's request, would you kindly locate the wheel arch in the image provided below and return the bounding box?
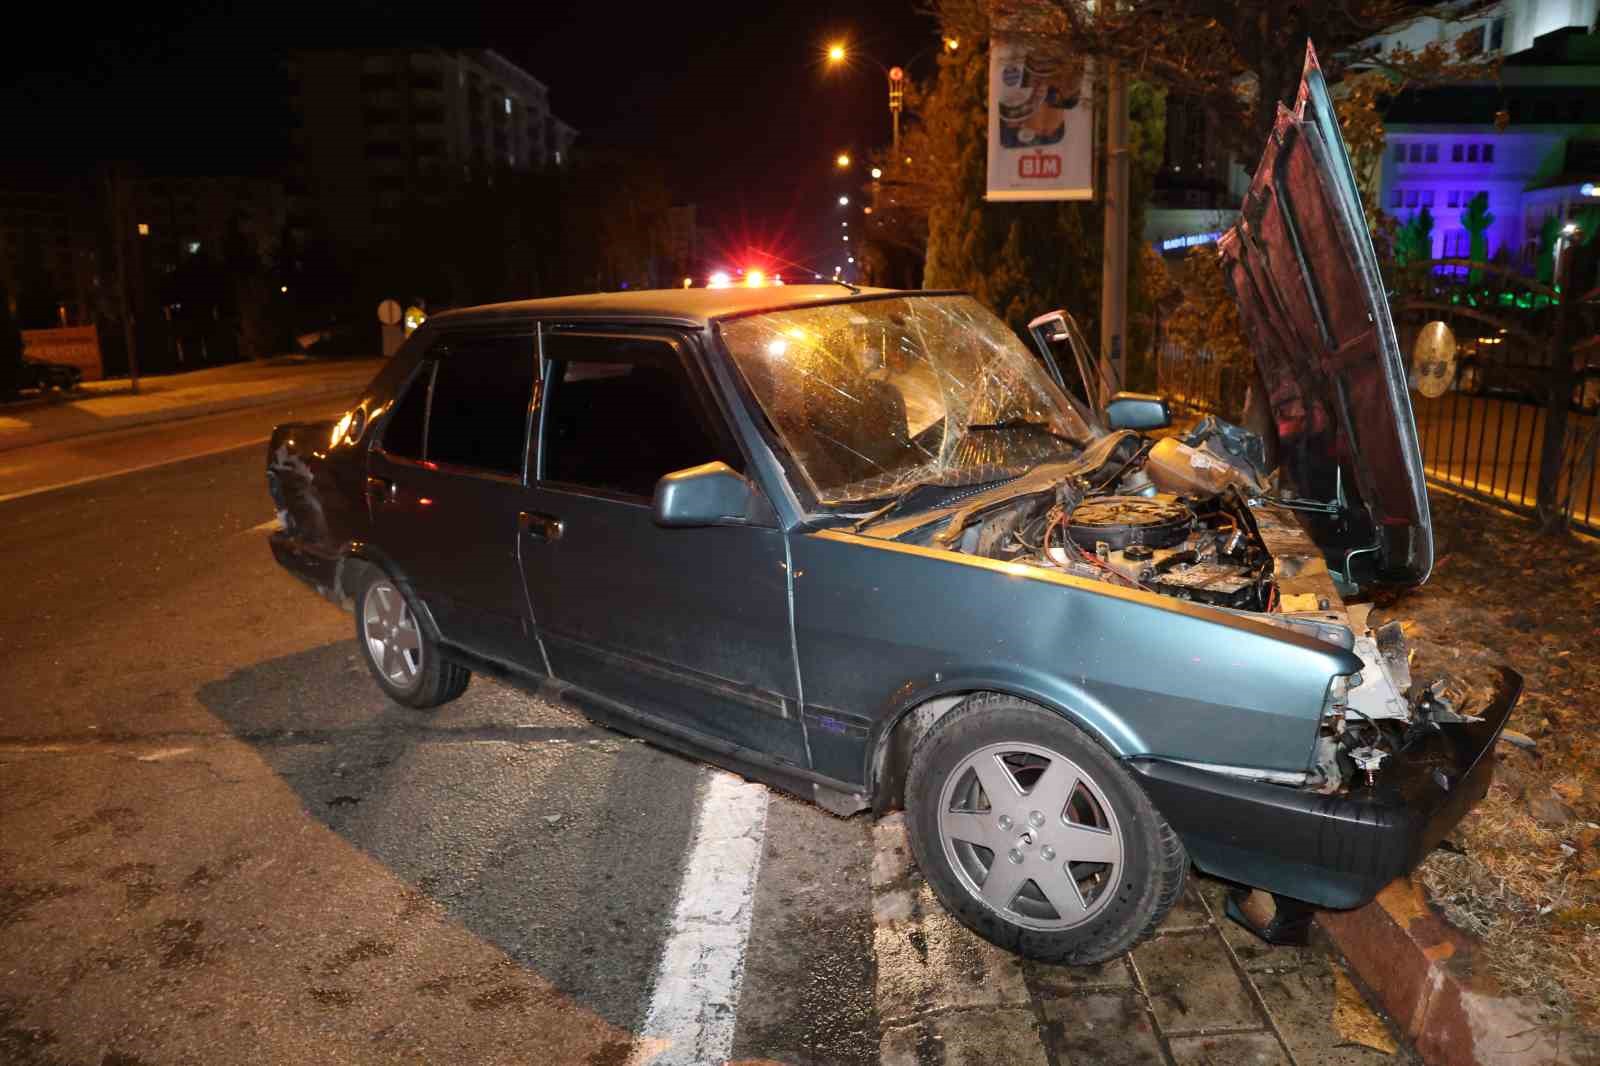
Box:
[337,543,445,643]
[866,674,1145,815]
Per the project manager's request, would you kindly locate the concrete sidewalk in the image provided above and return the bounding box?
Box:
[0,356,383,454]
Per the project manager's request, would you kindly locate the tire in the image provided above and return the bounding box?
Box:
[905,692,1187,965]
[353,569,470,710]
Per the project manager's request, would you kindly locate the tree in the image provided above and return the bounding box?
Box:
[936,0,1499,173]
[1459,191,1494,284]
[888,33,1167,386]
[1393,204,1436,268]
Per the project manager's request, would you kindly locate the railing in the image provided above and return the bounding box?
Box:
[1154,271,1600,536]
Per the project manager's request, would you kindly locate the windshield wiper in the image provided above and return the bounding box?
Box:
[963,419,1081,446]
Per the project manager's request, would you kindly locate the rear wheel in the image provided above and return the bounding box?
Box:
[354,570,470,709]
[906,693,1187,964]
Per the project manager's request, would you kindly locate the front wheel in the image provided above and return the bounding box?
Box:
[905,693,1187,965]
[354,570,470,709]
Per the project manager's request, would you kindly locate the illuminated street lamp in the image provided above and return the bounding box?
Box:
[825,43,909,153]
[827,42,846,63]
[838,195,849,206]
[870,167,882,180]
[835,152,851,168]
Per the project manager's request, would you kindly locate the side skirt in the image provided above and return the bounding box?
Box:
[438,642,871,818]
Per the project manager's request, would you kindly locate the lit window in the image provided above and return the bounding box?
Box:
[1452,144,1464,162]
[1482,143,1494,163]
[1425,144,1438,163]
[554,150,562,165]
[1466,144,1479,162]
[504,97,512,115]
[186,240,201,254]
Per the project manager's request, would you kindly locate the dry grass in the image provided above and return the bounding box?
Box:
[1373,489,1600,1033]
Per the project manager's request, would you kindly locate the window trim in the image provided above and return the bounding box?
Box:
[372,330,540,485]
[533,326,756,506]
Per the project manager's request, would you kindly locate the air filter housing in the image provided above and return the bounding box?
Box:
[1065,495,1192,551]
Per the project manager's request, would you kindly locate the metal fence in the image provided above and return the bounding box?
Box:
[1153,267,1600,535]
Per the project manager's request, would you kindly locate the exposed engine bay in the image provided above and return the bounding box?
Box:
[921,418,1487,799]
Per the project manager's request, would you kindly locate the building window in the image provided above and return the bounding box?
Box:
[1422,189,1435,207]
[1408,144,1423,163]
[1447,189,1460,208]
[1405,189,1420,208]
[504,97,512,115]
[1394,144,1406,163]
[1452,144,1464,163]
[1467,144,1479,162]
[1481,143,1494,163]
[1425,143,1438,163]
[1489,17,1505,51]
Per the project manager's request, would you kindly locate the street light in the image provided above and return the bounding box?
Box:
[825,43,912,153]
[836,152,851,168]
[870,167,882,180]
[838,195,849,206]
[826,42,846,63]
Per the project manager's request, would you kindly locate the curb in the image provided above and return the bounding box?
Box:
[0,376,371,455]
[1317,879,1589,1065]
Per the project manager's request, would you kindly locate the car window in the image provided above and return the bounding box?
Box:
[425,334,538,478]
[541,334,742,498]
[381,363,432,460]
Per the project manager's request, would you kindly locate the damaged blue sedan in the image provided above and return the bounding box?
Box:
[266,49,1518,964]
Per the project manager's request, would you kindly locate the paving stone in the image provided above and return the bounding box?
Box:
[1028,953,1134,994]
[1167,1031,1291,1065]
[1254,960,1416,1066]
[1042,990,1165,1066]
[881,1009,1050,1066]
[873,882,1030,1023]
[1133,930,1261,1033]
[1156,881,1214,933]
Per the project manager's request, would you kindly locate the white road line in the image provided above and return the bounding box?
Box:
[0,436,270,505]
[627,771,769,1066]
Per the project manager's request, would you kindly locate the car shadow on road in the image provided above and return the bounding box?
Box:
[196,639,702,1031]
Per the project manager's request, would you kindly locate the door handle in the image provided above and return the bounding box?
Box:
[519,510,564,542]
[366,475,397,503]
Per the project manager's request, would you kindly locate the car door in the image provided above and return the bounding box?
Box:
[366,329,544,672]
[518,326,806,768]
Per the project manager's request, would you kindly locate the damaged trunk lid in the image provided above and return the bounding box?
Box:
[1217,44,1433,587]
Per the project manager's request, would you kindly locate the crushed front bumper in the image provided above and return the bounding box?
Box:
[1128,666,1522,910]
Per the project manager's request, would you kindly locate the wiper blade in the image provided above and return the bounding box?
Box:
[964,419,1080,445]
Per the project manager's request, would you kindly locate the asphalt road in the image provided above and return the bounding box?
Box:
[0,397,1407,1066]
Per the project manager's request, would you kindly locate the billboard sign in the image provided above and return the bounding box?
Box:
[986,41,1093,201]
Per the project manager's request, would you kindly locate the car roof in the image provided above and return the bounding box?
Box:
[430,284,904,328]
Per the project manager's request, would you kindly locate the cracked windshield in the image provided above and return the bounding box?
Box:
[720,295,1099,504]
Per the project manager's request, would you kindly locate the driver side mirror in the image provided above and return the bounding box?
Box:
[652,462,759,527]
[1104,392,1171,431]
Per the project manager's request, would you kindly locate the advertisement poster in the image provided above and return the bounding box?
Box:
[986,41,1094,201]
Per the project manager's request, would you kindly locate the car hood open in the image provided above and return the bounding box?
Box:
[1217,43,1433,587]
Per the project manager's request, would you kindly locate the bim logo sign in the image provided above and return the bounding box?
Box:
[1019,152,1062,180]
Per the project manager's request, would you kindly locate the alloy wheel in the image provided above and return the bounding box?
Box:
[362,580,423,689]
[937,741,1123,931]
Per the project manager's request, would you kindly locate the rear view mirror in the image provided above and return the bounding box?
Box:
[1105,392,1172,431]
[652,462,757,527]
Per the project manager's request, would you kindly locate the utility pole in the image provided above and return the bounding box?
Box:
[1099,62,1130,393]
[106,166,141,395]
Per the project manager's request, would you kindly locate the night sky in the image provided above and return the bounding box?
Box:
[4,0,940,275]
